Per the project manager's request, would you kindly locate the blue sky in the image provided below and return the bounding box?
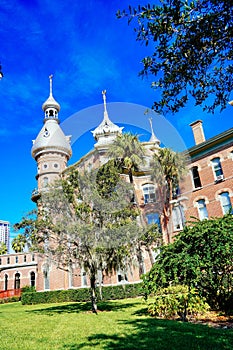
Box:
[0,0,232,239]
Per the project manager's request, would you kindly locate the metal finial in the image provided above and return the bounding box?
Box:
[149,117,154,135]
[102,90,108,115]
[49,74,53,96]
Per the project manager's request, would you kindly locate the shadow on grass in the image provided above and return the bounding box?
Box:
[63,317,233,350]
[27,300,138,315]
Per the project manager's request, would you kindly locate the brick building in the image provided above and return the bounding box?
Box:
[0,79,232,296]
[181,120,233,222]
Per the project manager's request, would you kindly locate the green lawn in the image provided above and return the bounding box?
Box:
[0,298,232,350]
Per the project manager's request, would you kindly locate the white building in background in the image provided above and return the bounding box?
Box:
[0,220,10,253]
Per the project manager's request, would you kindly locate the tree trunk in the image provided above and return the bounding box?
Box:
[146,246,155,267]
[136,243,145,276]
[90,272,98,314]
[129,170,147,228]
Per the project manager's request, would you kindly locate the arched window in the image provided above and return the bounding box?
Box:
[30,272,36,287]
[43,264,50,290]
[43,177,49,187]
[14,273,20,289]
[197,199,208,220]
[219,192,232,214]
[211,157,224,181]
[4,274,8,291]
[191,166,202,188]
[172,205,185,230]
[142,184,156,204]
[81,270,87,287]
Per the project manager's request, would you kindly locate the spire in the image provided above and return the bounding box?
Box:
[148,117,160,144]
[101,90,112,126]
[92,90,123,148]
[102,89,107,115]
[42,75,61,123]
[49,74,53,96]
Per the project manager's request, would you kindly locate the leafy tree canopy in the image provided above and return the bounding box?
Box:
[0,241,7,255]
[11,234,27,253]
[15,169,146,313]
[143,214,233,312]
[117,1,233,114]
[150,147,188,242]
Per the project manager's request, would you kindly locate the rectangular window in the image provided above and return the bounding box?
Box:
[220,192,232,214]
[143,185,156,204]
[211,158,224,181]
[192,166,202,188]
[197,199,208,220]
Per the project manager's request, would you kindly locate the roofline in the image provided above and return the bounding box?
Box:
[186,127,233,159]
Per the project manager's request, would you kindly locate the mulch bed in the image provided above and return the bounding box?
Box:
[190,312,233,329]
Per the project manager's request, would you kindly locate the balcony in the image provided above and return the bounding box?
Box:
[31,188,40,202]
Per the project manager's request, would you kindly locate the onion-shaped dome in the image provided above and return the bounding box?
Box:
[31,119,72,159]
[92,90,123,148]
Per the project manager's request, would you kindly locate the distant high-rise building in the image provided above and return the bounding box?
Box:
[0,220,10,253]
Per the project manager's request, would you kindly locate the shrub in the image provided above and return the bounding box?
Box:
[0,296,20,304]
[21,282,143,305]
[148,285,210,321]
[21,285,36,293]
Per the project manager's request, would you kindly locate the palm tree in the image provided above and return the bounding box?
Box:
[150,147,188,243]
[108,133,146,275]
[108,132,145,185]
[11,234,26,253]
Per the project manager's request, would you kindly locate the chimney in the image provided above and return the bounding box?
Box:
[189,120,205,145]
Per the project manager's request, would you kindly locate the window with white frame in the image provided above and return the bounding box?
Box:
[146,212,161,232]
[4,274,8,291]
[219,192,232,214]
[211,157,224,181]
[43,265,50,290]
[142,184,156,204]
[43,177,49,187]
[172,205,185,230]
[191,166,202,189]
[14,273,20,289]
[117,269,128,283]
[81,269,87,287]
[197,199,208,220]
[30,271,35,287]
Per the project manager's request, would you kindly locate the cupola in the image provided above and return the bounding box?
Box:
[42,74,61,123]
[92,90,123,149]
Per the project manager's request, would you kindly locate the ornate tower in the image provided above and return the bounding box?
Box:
[31,75,72,202]
[92,91,123,149]
[143,117,160,153]
[91,91,123,165]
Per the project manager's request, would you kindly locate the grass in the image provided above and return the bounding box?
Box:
[0,298,233,350]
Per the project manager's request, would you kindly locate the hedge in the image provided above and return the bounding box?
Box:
[21,282,143,305]
[0,296,20,304]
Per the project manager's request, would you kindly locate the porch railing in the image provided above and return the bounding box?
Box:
[0,289,21,299]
